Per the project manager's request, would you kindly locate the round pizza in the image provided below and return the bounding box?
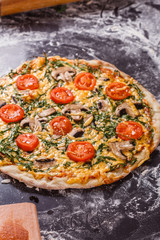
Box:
[0,56,160,189]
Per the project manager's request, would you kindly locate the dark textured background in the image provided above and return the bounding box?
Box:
[0,0,160,239]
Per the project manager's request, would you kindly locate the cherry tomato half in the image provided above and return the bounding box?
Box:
[116,121,143,140]
[16,74,39,90]
[105,82,130,100]
[67,141,95,162]
[16,133,39,152]
[50,87,74,104]
[74,72,96,90]
[0,104,24,123]
[49,116,72,136]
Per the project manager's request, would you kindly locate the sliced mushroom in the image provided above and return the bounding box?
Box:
[103,78,110,81]
[115,102,139,118]
[62,104,89,122]
[109,141,134,160]
[35,158,55,163]
[81,106,90,112]
[34,158,55,169]
[62,104,89,114]
[20,117,42,132]
[68,128,84,139]
[134,102,144,110]
[98,77,110,82]
[37,117,48,123]
[58,145,65,151]
[20,117,34,128]
[84,114,93,127]
[62,105,82,121]
[52,134,61,140]
[51,67,76,81]
[30,117,42,132]
[97,100,109,111]
[0,99,6,108]
[38,108,56,117]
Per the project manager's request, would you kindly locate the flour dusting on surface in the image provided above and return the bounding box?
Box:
[0,0,160,239]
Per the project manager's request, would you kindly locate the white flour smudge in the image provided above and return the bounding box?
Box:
[0,0,160,239]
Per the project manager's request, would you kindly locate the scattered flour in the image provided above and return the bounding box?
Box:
[0,0,160,239]
[1,179,11,184]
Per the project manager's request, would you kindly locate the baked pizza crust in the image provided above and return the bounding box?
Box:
[0,147,150,189]
[0,57,160,190]
[137,84,160,151]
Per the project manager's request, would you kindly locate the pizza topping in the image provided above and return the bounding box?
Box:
[97,100,109,111]
[0,99,6,108]
[67,141,95,162]
[37,117,48,123]
[74,72,96,90]
[0,56,156,185]
[0,152,5,158]
[35,158,55,163]
[83,114,93,127]
[49,116,72,136]
[0,104,24,123]
[134,102,144,110]
[20,117,34,128]
[38,108,56,117]
[16,74,39,90]
[98,77,110,82]
[62,104,89,121]
[51,66,76,81]
[20,117,42,132]
[50,87,74,104]
[29,116,42,132]
[109,141,134,160]
[11,96,18,104]
[16,133,39,152]
[52,134,62,140]
[34,158,55,169]
[68,128,84,138]
[105,82,131,100]
[115,102,139,118]
[116,121,144,140]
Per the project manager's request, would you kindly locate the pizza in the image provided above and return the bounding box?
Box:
[0,56,159,189]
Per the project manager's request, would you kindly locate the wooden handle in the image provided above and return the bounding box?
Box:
[1,0,79,16]
[0,202,41,240]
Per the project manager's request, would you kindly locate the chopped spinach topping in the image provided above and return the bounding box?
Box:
[51,60,65,68]
[113,70,120,77]
[128,157,137,165]
[129,83,144,101]
[20,62,32,75]
[82,162,92,169]
[93,155,117,166]
[8,69,18,79]
[44,66,53,82]
[63,161,71,169]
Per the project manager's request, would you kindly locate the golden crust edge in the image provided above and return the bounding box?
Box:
[135,83,160,152]
[0,148,149,190]
[0,164,136,190]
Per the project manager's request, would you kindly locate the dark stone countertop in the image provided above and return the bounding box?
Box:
[0,0,160,239]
